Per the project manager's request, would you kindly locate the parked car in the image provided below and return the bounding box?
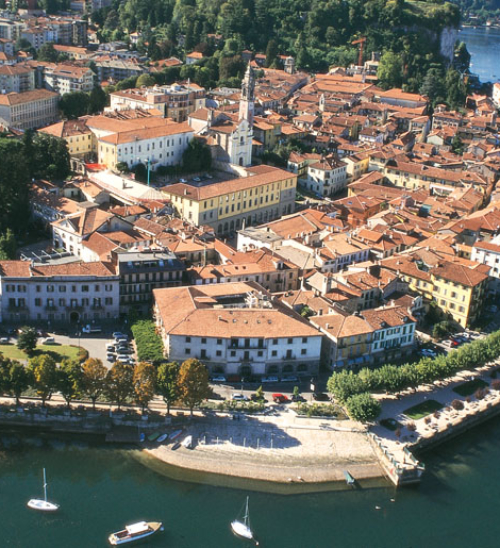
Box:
[116,346,132,354]
[272,393,290,403]
[82,325,102,334]
[117,354,130,362]
[211,375,227,383]
[261,376,279,383]
[180,178,187,183]
[281,375,299,383]
[43,337,56,345]
[420,348,437,358]
[192,176,201,182]
[106,354,116,362]
[115,335,129,343]
[231,393,249,401]
[106,343,116,352]
[0,337,10,344]
[291,394,306,403]
[112,332,126,339]
[313,393,330,402]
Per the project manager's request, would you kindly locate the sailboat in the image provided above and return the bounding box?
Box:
[27,468,59,512]
[231,497,258,545]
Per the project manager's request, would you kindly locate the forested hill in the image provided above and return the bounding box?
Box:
[96,0,460,73]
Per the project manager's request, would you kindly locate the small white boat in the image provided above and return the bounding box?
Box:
[231,497,258,545]
[157,433,168,443]
[108,521,163,545]
[27,468,59,512]
[181,435,193,449]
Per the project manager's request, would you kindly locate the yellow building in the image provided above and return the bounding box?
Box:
[383,255,489,328]
[161,165,297,235]
[431,263,489,328]
[39,119,93,158]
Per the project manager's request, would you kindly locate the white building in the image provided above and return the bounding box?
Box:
[44,64,94,95]
[153,282,322,379]
[0,260,119,324]
[471,240,500,295]
[302,156,347,197]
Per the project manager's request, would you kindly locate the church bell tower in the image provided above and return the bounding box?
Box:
[239,63,255,127]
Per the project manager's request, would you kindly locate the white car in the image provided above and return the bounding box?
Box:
[0,337,10,344]
[117,354,130,362]
[231,393,249,401]
[43,337,56,345]
[211,375,226,383]
[106,354,116,362]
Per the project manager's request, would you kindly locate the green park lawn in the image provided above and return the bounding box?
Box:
[0,343,80,362]
[404,399,444,420]
[453,378,488,397]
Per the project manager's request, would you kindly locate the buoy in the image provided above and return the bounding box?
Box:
[375,506,381,510]
[390,498,395,502]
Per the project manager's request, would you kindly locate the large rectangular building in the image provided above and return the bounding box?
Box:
[0,260,119,324]
[153,282,322,379]
[0,88,58,130]
[161,166,297,235]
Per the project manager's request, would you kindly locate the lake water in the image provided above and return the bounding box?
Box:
[3,416,500,548]
[459,26,500,83]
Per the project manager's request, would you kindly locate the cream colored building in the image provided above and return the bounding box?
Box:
[161,165,297,235]
[44,64,94,95]
[109,83,206,122]
[0,89,58,130]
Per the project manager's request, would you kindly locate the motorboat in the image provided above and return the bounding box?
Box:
[181,435,193,449]
[108,521,163,545]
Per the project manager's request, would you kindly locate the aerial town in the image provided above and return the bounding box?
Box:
[1,0,500,544]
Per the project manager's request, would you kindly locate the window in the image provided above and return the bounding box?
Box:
[185,348,191,355]
[230,350,236,357]
[272,339,278,345]
[82,285,89,292]
[34,298,41,306]
[302,337,307,343]
[301,349,307,355]
[216,350,222,357]
[201,338,207,344]
[287,338,293,344]
[105,297,113,305]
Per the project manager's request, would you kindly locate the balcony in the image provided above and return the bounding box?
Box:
[44,304,57,311]
[7,303,28,311]
[282,355,296,360]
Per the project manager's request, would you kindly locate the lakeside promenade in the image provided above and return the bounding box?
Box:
[2,358,500,490]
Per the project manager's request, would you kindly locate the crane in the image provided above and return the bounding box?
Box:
[352,37,366,67]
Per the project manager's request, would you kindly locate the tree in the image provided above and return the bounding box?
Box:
[133,362,157,412]
[0,138,30,234]
[136,74,155,87]
[419,67,446,106]
[5,360,31,406]
[265,39,279,68]
[445,68,467,110]
[57,359,83,408]
[255,385,264,400]
[88,86,107,114]
[345,392,381,422]
[59,91,90,119]
[377,51,403,90]
[182,138,212,173]
[37,42,59,62]
[82,358,107,410]
[156,361,180,415]
[0,229,16,260]
[452,134,464,155]
[17,326,38,356]
[29,354,57,406]
[178,358,210,416]
[116,162,130,173]
[31,133,71,181]
[105,361,134,410]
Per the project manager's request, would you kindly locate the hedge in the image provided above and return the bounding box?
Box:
[327,330,500,403]
[131,320,164,364]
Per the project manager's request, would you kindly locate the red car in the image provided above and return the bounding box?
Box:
[272,393,290,403]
